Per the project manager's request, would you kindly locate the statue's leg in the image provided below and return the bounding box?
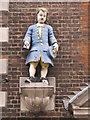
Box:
[40,64,49,84]
[40,58,49,78]
[41,66,48,78]
[25,62,38,83]
[29,62,38,78]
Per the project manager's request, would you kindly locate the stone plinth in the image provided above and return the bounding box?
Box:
[19,77,56,112]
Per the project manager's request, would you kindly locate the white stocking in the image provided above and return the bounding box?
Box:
[41,66,48,78]
[29,64,36,77]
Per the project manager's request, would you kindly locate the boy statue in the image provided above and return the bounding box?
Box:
[23,8,58,84]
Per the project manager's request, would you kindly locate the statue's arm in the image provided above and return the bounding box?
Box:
[23,26,32,49]
[48,26,59,52]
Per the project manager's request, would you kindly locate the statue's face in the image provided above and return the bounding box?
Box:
[37,10,47,24]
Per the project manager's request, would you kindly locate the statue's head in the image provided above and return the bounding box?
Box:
[36,7,48,24]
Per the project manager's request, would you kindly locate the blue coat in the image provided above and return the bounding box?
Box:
[23,24,57,66]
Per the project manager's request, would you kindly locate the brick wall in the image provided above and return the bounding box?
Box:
[1,2,89,119]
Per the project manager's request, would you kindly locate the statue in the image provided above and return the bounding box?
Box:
[23,8,58,84]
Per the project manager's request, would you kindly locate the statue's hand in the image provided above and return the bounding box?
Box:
[53,43,59,52]
[23,41,30,50]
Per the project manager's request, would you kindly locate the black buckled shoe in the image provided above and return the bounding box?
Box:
[30,76,36,82]
[25,76,36,83]
[40,77,48,85]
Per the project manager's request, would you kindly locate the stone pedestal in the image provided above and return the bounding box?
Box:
[19,77,56,112]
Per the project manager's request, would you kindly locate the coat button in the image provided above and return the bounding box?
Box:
[40,40,42,42]
[41,43,43,46]
[53,50,55,54]
[38,37,40,40]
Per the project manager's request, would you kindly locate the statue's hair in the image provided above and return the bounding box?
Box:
[35,7,48,24]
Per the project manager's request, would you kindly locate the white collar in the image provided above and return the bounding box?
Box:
[37,23,45,27]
